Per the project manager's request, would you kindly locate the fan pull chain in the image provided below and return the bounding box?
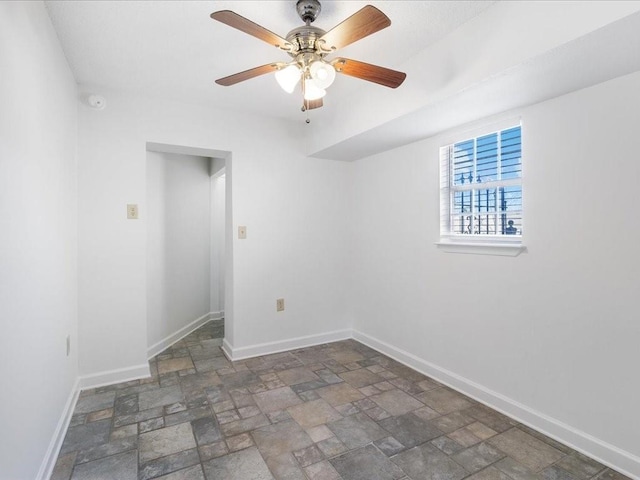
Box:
[301,79,311,123]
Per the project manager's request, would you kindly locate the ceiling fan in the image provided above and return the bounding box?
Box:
[210,0,407,114]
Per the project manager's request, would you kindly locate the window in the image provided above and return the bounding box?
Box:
[439,124,524,255]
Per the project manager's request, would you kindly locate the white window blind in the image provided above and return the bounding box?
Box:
[440,125,522,239]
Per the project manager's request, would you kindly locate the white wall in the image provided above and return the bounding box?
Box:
[210,170,226,315]
[77,88,353,379]
[0,2,78,478]
[351,72,640,476]
[146,152,211,350]
[229,147,355,356]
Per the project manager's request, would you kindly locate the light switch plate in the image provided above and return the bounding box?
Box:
[238,226,247,239]
[127,204,139,219]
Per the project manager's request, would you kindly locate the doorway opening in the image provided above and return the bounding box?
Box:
[145,142,230,358]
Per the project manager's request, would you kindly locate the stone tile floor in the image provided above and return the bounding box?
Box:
[52,320,631,480]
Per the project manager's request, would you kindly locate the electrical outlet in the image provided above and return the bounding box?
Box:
[238,226,247,239]
[276,298,285,312]
[66,335,71,356]
[127,204,138,219]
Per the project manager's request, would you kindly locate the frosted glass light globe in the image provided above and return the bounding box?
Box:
[275,65,301,93]
[303,78,326,100]
[309,61,336,89]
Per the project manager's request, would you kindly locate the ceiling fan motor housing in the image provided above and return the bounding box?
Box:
[296,0,322,24]
[286,25,327,58]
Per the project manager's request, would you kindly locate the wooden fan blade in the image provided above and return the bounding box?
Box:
[318,5,390,52]
[332,58,406,88]
[215,63,281,86]
[305,98,323,110]
[211,10,290,50]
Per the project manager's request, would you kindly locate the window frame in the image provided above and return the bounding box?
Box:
[436,121,526,257]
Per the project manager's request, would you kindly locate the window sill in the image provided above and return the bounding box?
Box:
[436,240,526,257]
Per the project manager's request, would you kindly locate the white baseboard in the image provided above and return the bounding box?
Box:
[147,311,223,359]
[221,338,234,361]
[353,330,640,480]
[78,363,151,390]
[223,329,352,361]
[36,377,80,480]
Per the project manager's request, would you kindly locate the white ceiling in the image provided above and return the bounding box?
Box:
[45,1,640,160]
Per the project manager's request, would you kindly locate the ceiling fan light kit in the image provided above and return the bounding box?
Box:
[210,0,406,118]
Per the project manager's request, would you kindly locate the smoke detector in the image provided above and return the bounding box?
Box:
[87,94,106,110]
